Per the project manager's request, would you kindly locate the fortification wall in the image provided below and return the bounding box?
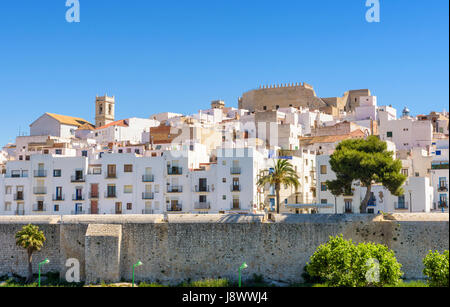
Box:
[0,214,448,284]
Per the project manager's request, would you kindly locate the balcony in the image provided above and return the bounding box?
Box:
[33,170,47,178]
[167,203,182,212]
[195,185,210,192]
[142,192,155,200]
[71,175,85,183]
[89,192,99,199]
[32,204,47,212]
[33,187,47,195]
[345,208,353,214]
[6,173,28,178]
[167,185,183,193]
[88,208,99,214]
[231,184,241,192]
[142,174,155,182]
[53,194,65,201]
[167,166,183,175]
[194,202,211,210]
[105,173,117,179]
[15,209,25,216]
[438,184,448,192]
[230,167,241,175]
[72,194,85,201]
[230,201,241,210]
[105,191,117,198]
[14,193,24,201]
[367,199,377,207]
[395,202,409,210]
[142,209,154,214]
[438,201,448,209]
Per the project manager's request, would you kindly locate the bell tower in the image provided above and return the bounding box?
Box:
[95,95,115,128]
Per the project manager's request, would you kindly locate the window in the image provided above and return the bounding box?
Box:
[92,167,102,175]
[222,178,226,183]
[124,164,133,173]
[82,151,88,157]
[321,183,327,191]
[5,186,12,194]
[320,165,327,174]
[321,199,328,204]
[387,131,393,138]
[53,169,62,177]
[55,149,62,155]
[401,169,409,177]
[54,205,59,212]
[222,195,226,200]
[25,156,30,161]
[263,106,267,111]
[123,185,133,194]
[4,202,11,211]
[127,203,132,210]
[222,160,226,166]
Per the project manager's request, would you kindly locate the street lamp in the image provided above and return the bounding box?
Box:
[38,258,50,287]
[408,190,412,213]
[238,262,248,288]
[132,261,143,287]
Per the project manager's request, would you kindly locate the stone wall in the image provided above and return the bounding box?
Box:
[0,214,448,284]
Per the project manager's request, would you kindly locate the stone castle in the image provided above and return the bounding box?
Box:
[238,82,371,116]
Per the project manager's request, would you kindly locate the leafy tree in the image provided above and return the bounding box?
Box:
[306,235,403,287]
[326,136,407,213]
[257,159,300,214]
[423,250,449,287]
[15,224,46,283]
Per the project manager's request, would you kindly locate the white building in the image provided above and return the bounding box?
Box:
[30,113,93,139]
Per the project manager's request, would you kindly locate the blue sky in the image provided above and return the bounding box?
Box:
[0,0,448,146]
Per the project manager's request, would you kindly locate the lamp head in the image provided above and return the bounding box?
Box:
[135,261,143,267]
[41,258,50,264]
[240,262,248,270]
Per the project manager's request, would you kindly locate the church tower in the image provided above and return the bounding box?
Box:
[95,95,115,128]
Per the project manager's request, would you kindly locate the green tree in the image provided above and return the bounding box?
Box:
[15,224,46,283]
[423,250,449,287]
[257,159,300,214]
[306,235,403,287]
[326,136,407,213]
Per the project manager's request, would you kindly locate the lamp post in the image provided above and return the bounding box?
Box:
[132,261,143,287]
[238,262,248,288]
[38,258,50,287]
[408,190,412,213]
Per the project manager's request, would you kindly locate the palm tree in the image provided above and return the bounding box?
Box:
[15,224,46,283]
[257,159,300,214]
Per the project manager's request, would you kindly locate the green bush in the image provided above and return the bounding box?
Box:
[306,235,403,287]
[423,250,449,287]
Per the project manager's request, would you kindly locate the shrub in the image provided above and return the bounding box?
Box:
[423,250,449,287]
[306,235,403,287]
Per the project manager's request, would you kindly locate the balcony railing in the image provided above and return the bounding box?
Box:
[167,203,183,212]
[195,185,210,192]
[142,174,155,182]
[167,166,183,175]
[142,209,154,214]
[33,187,47,195]
[105,173,117,179]
[167,185,183,193]
[231,184,241,192]
[88,208,99,214]
[33,170,47,177]
[14,193,24,201]
[71,175,85,183]
[438,184,448,192]
[367,199,377,207]
[72,194,85,201]
[230,167,241,175]
[6,173,28,178]
[105,191,117,198]
[32,204,47,212]
[89,192,99,199]
[395,202,409,210]
[142,192,155,200]
[231,201,241,210]
[53,194,65,201]
[15,209,25,216]
[194,202,211,210]
[438,201,448,208]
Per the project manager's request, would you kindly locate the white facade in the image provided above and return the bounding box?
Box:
[379,117,433,150]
